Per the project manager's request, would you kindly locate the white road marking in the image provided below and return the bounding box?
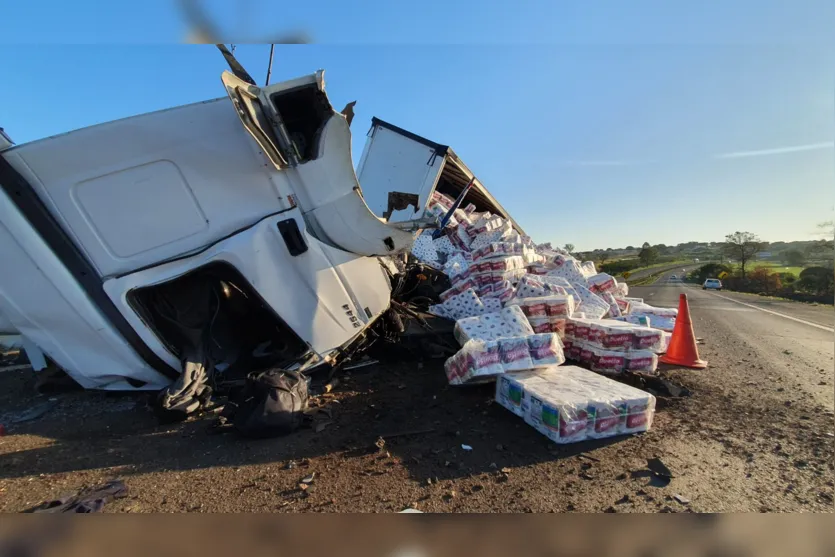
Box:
[703,291,835,332]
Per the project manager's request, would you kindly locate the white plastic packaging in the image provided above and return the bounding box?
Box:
[495,366,656,445]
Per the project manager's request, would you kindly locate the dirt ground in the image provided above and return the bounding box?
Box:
[1,336,832,513]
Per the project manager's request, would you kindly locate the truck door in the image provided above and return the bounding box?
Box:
[221,71,432,257]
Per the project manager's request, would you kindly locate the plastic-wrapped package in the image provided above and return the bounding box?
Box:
[410,232,440,265]
[548,256,586,283]
[624,350,658,373]
[463,203,477,214]
[489,256,525,272]
[431,190,455,208]
[615,297,631,314]
[496,371,541,417]
[473,215,506,235]
[590,347,626,375]
[550,317,567,339]
[528,318,553,334]
[525,381,590,444]
[629,302,678,318]
[601,292,622,318]
[482,280,514,304]
[473,242,516,260]
[496,366,655,445]
[514,274,564,299]
[616,282,629,297]
[528,333,565,366]
[453,305,534,345]
[439,288,487,320]
[569,283,610,319]
[511,297,548,319]
[444,352,462,385]
[588,320,633,350]
[588,273,617,294]
[483,298,503,313]
[539,276,580,306]
[499,337,534,371]
[545,294,575,318]
[433,235,456,255]
[580,261,597,278]
[631,326,664,352]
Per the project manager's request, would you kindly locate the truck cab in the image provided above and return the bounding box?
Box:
[0,69,432,390]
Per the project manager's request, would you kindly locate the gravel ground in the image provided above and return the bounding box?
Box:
[0,283,832,513]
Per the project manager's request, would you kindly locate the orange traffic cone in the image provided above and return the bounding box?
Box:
[660,293,707,369]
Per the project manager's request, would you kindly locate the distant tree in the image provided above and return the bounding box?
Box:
[641,242,651,249]
[780,249,806,267]
[625,245,635,251]
[563,243,575,255]
[722,231,766,280]
[798,266,834,295]
[596,252,610,266]
[638,246,659,266]
[654,243,670,255]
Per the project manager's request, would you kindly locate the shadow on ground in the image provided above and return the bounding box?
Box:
[0,359,627,484]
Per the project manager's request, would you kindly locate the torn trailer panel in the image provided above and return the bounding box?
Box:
[356,117,525,236]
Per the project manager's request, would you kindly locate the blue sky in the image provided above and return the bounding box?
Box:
[2,1,833,251]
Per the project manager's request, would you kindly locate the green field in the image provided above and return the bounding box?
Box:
[746,262,804,277]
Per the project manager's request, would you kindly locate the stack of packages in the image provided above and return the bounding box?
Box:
[563,318,665,375]
[495,366,656,444]
[444,305,566,385]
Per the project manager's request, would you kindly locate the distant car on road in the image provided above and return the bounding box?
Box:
[703,278,722,290]
[670,274,678,280]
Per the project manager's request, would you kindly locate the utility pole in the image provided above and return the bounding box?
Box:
[265,44,275,86]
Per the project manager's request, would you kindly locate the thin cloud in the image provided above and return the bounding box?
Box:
[715,142,834,159]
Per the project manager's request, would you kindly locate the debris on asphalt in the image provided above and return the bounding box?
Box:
[10,400,55,424]
[461,444,473,451]
[399,508,423,513]
[647,458,674,479]
[673,494,690,505]
[23,479,128,513]
[300,473,316,484]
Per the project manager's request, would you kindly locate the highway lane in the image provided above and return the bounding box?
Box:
[627,270,833,511]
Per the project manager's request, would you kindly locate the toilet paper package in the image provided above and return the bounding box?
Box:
[545,294,576,317]
[497,366,655,445]
[435,288,487,321]
[601,292,623,318]
[499,337,534,371]
[569,283,611,319]
[514,275,567,299]
[588,321,634,351]
[433,235,456,255]
[527,333,565,366]
[629,302,679,318]
[539,276,581,308]
[453,305,534,345]
[588,273,618,295]
[410,233,441,266]
[495,370,547,417]
[631,326,664,352]
[482,298,503,313]
[528,317,554,334]
[616,282,629,297]
[590,347,627,375]
[624,350,659,373]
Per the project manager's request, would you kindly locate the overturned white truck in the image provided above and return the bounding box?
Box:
[0,56,516,392]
